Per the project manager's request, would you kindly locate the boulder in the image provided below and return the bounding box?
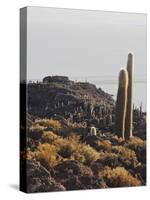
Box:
[26,160,66,193]
[54,160,107,190]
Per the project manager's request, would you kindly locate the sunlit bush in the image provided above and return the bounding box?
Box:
[76,143,100,164]
[91,152,120,175]
[112,145,139,168]
[71,152,86,163]
[53,134,99,164]
[34,143,60,168]
[30,123,46,132]
[42,131,58,143]
[128,137,145,147]
[127,137,146,163]
[110,135,124,145]
[98,152,119,167]
[56,138,77,158]
[35,119,61,130]
[112,146,136,160]
[44,134,79,159]
[25,150,35,160]
[102,166,141,187]
[96,140,112,152]
[21,150,35,160]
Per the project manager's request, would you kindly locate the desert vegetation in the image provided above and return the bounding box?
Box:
[20,53,146,192]
[21,115,146,192]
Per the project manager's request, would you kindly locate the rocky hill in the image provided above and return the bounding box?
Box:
[27,76,115,129]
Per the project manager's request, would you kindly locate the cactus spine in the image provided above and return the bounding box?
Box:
[116,69,128,139]
[125,53,134,138]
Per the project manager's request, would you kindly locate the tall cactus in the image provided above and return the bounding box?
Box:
[125,53,134,138]
[116,69,128,139]
[140,102,142,117]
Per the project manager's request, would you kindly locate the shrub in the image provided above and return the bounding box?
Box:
[110,135,124,145]
[21,150,35,160]
[112,145,139,169]
[34,143,60,168]
[96,140,112,152]
[127,137,146,163]
[26,150,41,161]
[76,144,100,164]
[98,152,119,167]
[102,166,141,187]
[57,140,76,158]
[42,131,58,143]
[67,135,81,143]
[53,135,99,164]
[91,152,120,175]
[30,123,46,132]
[112,146,136,160]
[128,137,145,147]
[49,135,79,159]
[35,119,61,130]
[71,152,86,163]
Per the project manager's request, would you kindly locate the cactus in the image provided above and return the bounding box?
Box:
[103,116,106,127]
[125,53,134,138]
[99,106,102,118]
[107,114,112,125]
[90,126,97,136]
[133,103,135,111]
[140,102,142,117]
[116,69,128,139]
[87,103,93,119]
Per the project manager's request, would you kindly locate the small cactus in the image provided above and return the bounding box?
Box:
[107,114,112,125]
[125,53,134,138]
[116,69,128,139]
[103,117,106,127]
[90,126,97,136]
[140,102,143,117]
[87,103,93,119]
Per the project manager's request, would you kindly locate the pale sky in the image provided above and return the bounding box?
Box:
[27,6,147,81]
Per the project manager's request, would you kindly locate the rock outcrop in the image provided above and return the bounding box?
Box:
[27,76,115,130]
[26,160,66,193]
[54,160,107,190]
